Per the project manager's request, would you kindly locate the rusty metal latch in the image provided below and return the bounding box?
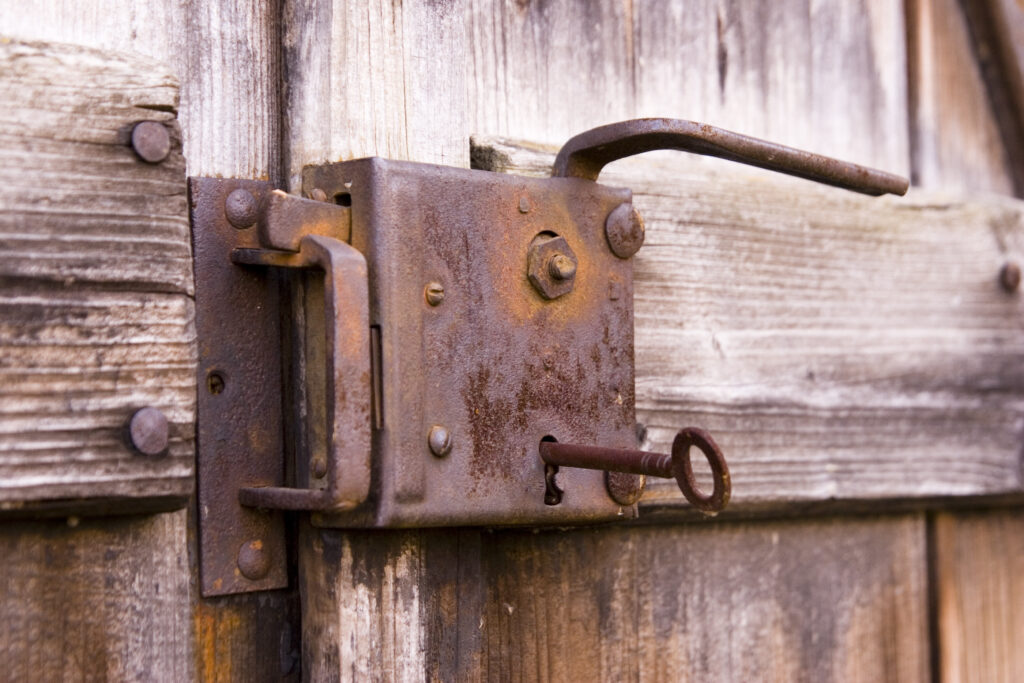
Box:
[190,118,906,595]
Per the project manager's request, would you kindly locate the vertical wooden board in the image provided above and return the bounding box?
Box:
[282,0,469,188]
[934,510,1024,683]
[0,0,287,676]
[479,516,928,682]
[906,0,1015,194]
[465,0,908,174]
[0,514,190,681]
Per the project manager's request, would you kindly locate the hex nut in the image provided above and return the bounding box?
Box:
[605,203,645,259]
[527,234,578,300]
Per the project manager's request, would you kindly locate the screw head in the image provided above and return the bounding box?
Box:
[237,539,270,581]
[605,203,645,259]
[1001,262,1021,293]
[425,282,446,306]
[527,233,578,300]
[131,121,171,164]
[125,406,169,456]
[428,424,453,457]
[225,189,259,229]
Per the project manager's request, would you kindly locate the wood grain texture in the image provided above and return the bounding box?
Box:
[473,137,1024,512]
[0,513,191,681]
[300,515,928,682]
[466,0,909,175]
[933,510,1024,683]
[0,39,194,512]
[907,0,1016,194]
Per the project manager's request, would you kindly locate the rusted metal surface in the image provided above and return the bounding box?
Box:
[257,189,353,252]
[552,118,910,196]
[540,427,731,515]
[604,202,645,258]
[304,158,641,527]
[190,177,288,596]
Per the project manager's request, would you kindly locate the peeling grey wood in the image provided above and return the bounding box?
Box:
[0,39,194,513]
[473,136,1024,513]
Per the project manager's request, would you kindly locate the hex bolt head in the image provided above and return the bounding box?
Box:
[605,202,645,259]
[425,282,446,306]
[1000,261,1021,293]
[125,406,169,456]
[130,121,171,164]
[237,539,271,581]
[527,233,578,300]
[225,188,259,229]
[428,424,453,457]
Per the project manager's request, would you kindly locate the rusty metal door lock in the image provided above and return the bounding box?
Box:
[190,119,907,595]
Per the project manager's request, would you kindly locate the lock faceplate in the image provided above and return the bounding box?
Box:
[303,159,639,528]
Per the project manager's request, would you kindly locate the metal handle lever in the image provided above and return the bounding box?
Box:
[540,428,731,515]
[552,118,909,196]
[232,234,372,512]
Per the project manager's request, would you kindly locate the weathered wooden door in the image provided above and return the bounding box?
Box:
[3,1,1024,680]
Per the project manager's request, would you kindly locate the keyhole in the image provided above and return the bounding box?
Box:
[541,435,562,505]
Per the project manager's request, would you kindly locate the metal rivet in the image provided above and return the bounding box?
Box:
[1000,262,1021,293]
[425,282,446,306]
[519,197,530,213]
[605,203,645,258]
[428,424,453,457]
[311,457,328,479]
[547,253,577,281]
[225,189,259,229]
[310,188,328,202]
[237,540,270,580]
[126,406,169,456]
[130,121,171,164]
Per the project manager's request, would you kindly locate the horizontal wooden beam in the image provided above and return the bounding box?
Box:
[474,135,1024,516]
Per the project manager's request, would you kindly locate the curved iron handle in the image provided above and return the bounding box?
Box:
[552,118,909,197]
[233,234,372,511]
[540,427,731,515]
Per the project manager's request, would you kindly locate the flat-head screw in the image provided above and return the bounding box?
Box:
[425,282,446,306]
[225,189,259,229]
[605,202,645,258]
[428,424,453,457]
[1000,262,1021,293]
[125,406,169,456]
[131,121,171,164]
[237,539,270,580]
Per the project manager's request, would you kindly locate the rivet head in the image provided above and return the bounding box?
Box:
[1000,261,1021,293]
[428,424,453,457]
[425,282,446,306]
[309,187,328,202]
[311,457,328,479]
[518,197,530,213]
[130,121,171,164]
[125,406,169,456]
[237,539,270,581]
[605,203,645,259]
[225,189,259,229]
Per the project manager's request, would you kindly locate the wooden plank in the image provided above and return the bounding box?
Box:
[0,39,194,513]
[0,513,191,681]
[0,0,290,673]
[298,515,929,682]
[473,137,1024,513]
[907,0,1015,194]
[934,509,1024,683]
[466,0,909,175]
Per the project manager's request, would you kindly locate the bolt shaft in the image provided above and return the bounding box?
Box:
[540,442,672,478]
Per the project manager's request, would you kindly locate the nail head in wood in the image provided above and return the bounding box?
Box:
[130,121,171,163]
[126,406,169,456]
